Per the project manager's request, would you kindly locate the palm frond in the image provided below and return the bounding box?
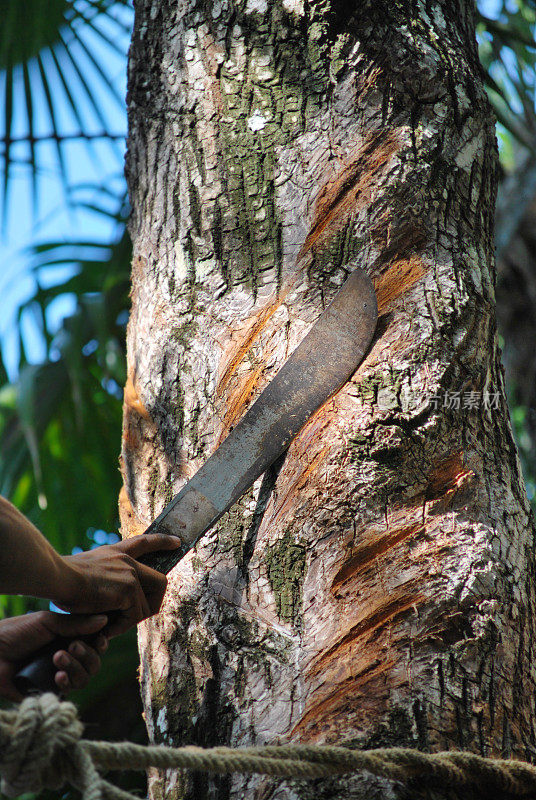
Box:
[36,52,71,200]
[0,0,132,224]
[21,61,38,216]
[0,184,130,515]
[56,32,123,151]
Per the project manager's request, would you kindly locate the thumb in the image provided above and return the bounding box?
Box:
[117,533,183,559]
[0,612,109,665]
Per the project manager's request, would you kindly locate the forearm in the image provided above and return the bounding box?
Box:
[0,497,179,623]
[0,496,73,601]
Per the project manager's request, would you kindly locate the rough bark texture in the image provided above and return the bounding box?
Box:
[121,1,536,798]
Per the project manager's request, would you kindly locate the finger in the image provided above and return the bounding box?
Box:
[129,572,153,620]
[118,533,182,558]
[94,634,108,654]
[105,614,131,638]
[132,561,168,606]
[53,649,90,691]
[143,582,167,616]
[133,557,168,586]
[68,641,101,677]
[105,593,149,637]
[104,589,150,636]
[53,650,74,693]
[55,670,71,694]
[113,557,166,619]
[46,613,108,639]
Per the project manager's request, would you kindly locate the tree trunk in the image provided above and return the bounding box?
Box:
[120,1,536,798]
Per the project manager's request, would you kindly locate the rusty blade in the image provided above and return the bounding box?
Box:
[139,267,377,574]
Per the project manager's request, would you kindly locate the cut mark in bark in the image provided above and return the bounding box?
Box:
[122,421,141,454]
[118,485,146,537]
[422,607,476,647]
[331,522,424,594]
[425,452,474,501]
[297,130,402,262]
[124,371,152,421]
[214,129,404,423]
[216,300,283,398]
[358,66,384,101]
[265,443,331,528]
[291,659,396,741]
[306,589,426,681]
[371,212,428,262]
[217,362,267,444]
[375,255,428,313]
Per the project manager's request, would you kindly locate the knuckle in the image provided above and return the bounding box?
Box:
[70,643,83,658]
[69,662,84,679]
[126,558,139,574]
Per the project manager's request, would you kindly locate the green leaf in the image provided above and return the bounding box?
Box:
[0,0,69,68]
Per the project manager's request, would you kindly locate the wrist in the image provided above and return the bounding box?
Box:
[49,554,81,607]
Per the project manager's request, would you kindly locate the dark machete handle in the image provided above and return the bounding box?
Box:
[13,554,170,695]
[14,637,77,696]
[13,612,121,696]
[13,554,170,696]
[13,551,172,695]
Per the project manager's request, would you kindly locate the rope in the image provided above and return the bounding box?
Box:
[1,694,536,799]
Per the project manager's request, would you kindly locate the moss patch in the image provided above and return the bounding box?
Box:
[216,490,256,566]
[265,528,306,626]
[170,317,198,348]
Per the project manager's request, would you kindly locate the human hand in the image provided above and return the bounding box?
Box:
[55,534,182,636]
[0,611,108,702]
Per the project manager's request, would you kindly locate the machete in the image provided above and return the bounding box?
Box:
[14,267,377,695]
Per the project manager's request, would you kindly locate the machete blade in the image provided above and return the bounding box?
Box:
[13,267,377,696]
[139,267,377,574]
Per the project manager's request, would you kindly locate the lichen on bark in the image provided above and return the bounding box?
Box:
[264,528,306,625]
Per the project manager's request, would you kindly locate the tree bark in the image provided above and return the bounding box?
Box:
[121,1,536,798]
